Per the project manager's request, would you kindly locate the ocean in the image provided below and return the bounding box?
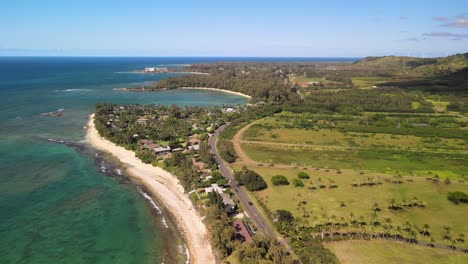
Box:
[0,56,355,263]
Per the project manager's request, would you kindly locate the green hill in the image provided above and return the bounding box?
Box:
[353,53,468,76]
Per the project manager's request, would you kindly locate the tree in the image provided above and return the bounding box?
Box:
[237,236,295,264]
[447,191,468,204]
[421,224,431,237]
[271,175,290,186]
[371,203,381,212]
[298,171,310,179]
[236,168,267,191]
[218,140,238,163]
[292,179,305,187]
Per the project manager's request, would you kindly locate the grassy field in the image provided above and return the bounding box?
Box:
[234,110,468,260]
[234,165,468,247]
[352,76,394,88]
[241,113,467,178]
[242,143,467,178]
[326,240,468,264]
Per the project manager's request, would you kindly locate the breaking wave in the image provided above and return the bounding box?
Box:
[137,186,162,214]
[57,89,93,92]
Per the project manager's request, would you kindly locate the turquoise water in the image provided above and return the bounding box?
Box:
[0,57,247,263]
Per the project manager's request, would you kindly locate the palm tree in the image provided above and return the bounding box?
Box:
[443,225,452,242]
[421,224,431,237]
[429,237,436,247]
[371,203,381,212]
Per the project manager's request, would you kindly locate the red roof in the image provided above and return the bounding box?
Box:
[233,219,252,243]
[189,138,200,144]
[191,157,206,171]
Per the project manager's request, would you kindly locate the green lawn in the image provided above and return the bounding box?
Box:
[241,166,468,247]
[242,143,467,178]
[241,114,467,178]
[326,240,468,264]
[352,76,394,88]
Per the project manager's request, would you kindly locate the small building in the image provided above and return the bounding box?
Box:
[172,147,184,152]
[204,183,224,194]
[188,137,201,145]
[232,219,253,243]
[191,157,206,171]
[136,118,148,125]
[224,107,235,113]
[145,67,156,72]
[188,144,200,151]
[154,146,171,155]
[221,193,236,214]
[155,67,169,73]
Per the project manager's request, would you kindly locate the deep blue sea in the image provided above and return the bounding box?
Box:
[0,56,356,263]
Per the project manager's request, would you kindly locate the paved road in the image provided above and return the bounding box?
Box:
[208,123,278,239]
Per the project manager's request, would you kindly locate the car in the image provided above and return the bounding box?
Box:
[248,201,253,206]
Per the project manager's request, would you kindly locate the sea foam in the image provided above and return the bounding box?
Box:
[137,186,162,214]
[57,89,93,92]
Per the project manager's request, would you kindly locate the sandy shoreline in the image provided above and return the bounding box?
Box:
[178,87,252,99]
[85,114,215,264]
[115,86,252,100]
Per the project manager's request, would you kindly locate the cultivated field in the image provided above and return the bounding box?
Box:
[233,165,468,247]
[232,111,468,253]
[241,112,468,179]
[326,240,468,264]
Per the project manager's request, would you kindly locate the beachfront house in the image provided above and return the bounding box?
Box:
[155,67,169,73]
[188,144,200,151]
[232,219,253,243]
[204,183,224,194]
[221,193,236,214]
[223,107,235,113]
[153,146,171,155]
[145,67,156,72]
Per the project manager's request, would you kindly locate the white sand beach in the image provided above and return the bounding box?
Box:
[85,114,215,264]
[178,87,252,99]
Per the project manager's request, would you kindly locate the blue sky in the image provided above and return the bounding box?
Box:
[1,0,467,57]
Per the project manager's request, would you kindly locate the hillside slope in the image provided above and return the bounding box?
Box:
[352,53,468,76]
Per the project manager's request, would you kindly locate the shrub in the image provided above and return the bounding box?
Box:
[447,191,468,204]
[218,140,238,163]
[235,168,267,191]
[276,210,294,222]
[298,171,310,179]
[271,175,289,186]
[293,179,304,187]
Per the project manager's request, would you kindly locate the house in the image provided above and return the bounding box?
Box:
[188,137,201,145]
[136,118,148,125]
[191,157,206,171]
[204,183,224,194]
[155,67,169,73]
[153,146,171,155]
[188,144,200,151]
[224,107,235,113]
[145,67,156,72]
[221,193,236,214]
[172,147,184,152]
[232,219,253,243]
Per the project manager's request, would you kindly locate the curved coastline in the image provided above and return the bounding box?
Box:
[85,114,215,264]
[115,86,252,100]
[178,87,252,99]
